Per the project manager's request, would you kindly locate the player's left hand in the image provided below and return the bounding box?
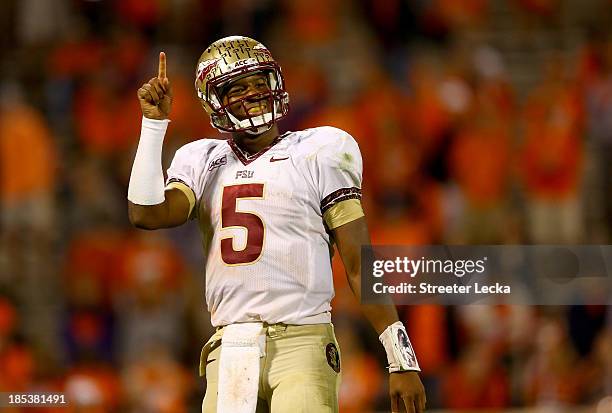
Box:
[389,371,426,413]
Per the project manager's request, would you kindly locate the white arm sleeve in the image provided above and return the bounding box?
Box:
[127,116,170,205]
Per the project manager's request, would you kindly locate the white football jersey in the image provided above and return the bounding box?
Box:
[166,126,362,327]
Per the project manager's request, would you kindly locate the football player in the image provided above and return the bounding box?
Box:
[128,36,426,413]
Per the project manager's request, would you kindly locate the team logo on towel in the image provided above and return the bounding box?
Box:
[325,343,340,373]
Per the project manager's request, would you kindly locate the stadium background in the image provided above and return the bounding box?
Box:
[0,0,611,411]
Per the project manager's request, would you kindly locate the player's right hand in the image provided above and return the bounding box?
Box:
[137,52,173,120]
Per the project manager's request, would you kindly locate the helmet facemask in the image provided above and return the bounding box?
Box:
[197,62,289,134]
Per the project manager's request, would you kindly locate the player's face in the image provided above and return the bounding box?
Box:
[221,73,272,120]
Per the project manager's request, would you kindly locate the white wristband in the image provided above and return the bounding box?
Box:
[379,321,420,373]
[127,116,170,205]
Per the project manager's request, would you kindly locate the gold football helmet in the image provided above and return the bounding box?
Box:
[195,36,290,134]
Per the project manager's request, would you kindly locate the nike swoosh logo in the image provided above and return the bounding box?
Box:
[270,156,289,162]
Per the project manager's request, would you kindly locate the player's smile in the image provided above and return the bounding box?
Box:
[237,94,270,118]
[245,101,269,116]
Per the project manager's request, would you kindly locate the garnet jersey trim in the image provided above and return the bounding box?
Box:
[320,187,362,214]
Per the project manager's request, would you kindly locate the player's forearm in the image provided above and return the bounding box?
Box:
[360,304,400,336]
[334,217,400,334]
[345,269,399,335]
[347,268,421,373]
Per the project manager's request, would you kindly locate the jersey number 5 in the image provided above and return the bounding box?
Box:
[221,184,265,265]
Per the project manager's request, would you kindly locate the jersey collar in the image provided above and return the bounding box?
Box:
[227,131,289,166]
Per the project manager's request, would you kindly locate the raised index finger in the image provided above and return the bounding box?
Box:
[158,52,167,79]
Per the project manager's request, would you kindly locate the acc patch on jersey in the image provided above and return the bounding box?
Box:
[325,343,340,373]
